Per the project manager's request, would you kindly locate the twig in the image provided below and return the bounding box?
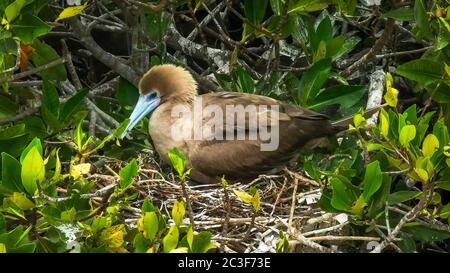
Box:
[371,182,434,253]
[0,58,67,84]
[180,180,195,229]
[307,236,381,241]
[376,46,433,59]
[342,18,395,77]
[69,17,140,86]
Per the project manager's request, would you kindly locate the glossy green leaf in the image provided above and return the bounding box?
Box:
[163,226,179,253]
[244,0,268,24]
[289,0,329,13]
[387,191,421,205]
[298,58,331,105]
[330,177,353,211]
[414,0,432,39]
[143,212,159,241]
[396,59,443,86]
[1,152,23,192]
[384,7,414,21]
[119,159,138,190]
[308,85,366,110]
[60,89,88,122]
[167,148,187,178]
[11,13,51,44]
[191,231,215,253]
[19,137,42,164]
[399,125,416,148]
[363,161,382,202]
[42,80,60,117]
[29,39,67,81]
[21,147,45,195]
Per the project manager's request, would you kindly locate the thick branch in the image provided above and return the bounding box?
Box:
[69,17,140,86]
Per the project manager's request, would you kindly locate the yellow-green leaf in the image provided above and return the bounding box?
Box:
[445,63,450,78]
[56,3,88,21]
[232,189,253,203]
[142,212,159,240]
[399,125,416,148]
[353,113,366,128]
[70,163,91,179]
[422,134,439,157]
[415,167,429,182]
[0,243,6,253]
[170,247,189,253]
[21,147,45,195]
[10,192,35,210]
[379,109,390,137]
[100,224,126,249]
[172,200,185,226]
[314,40,327,62]
[384,72,399,107]
[251,191,261,211]
[350,195,367,215]
[163,226,179,253]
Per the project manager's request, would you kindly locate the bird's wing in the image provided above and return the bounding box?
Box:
[186,92,335,182]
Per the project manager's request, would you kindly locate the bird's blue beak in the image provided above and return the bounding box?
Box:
[120,92,161,139]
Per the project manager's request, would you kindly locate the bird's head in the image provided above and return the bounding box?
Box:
[121,64,197,138]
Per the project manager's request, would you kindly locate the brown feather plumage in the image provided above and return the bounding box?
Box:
[140,64,340,183]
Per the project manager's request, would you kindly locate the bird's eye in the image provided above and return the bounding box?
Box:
[147,92,158,99]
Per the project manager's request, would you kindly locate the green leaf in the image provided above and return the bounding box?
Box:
[21,147,45,195]
[23,116,47,139]
[379,109,390,137]
[414,0,432,39]
[19,137,42,164]
[244,0,268,24]
[363,161,382,202]
[5,0,33,22]
[60,207,76,222]
[191,231,215,253]
[396,59,443,86]
[270,0,282,15]
[0,94,19,119]
[308,85,366,110]
[399,125,416,148]
[29,39,67,81]
[384,7,415,21]
[143,212,159,241]
[163,226,179,253]
[289,0,329,13]
[119,159,138,190]
[7,192,35,210]
[422,134,439,157]
[60,89,88,122]
[11,13,51,44]
[387,191,421,205]
[1,152,23,192]
[116,78,139,110]
[41,80,60,117]
[172,200,185,226]
[235,66,255,93]
[330,177,353,211]
[167,148,187,178]
[404,224,450,242]
[297,58,331,105]
[334,0,356,15]
[316,16,332,42]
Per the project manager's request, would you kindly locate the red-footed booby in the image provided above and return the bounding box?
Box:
[121,64,343,183]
